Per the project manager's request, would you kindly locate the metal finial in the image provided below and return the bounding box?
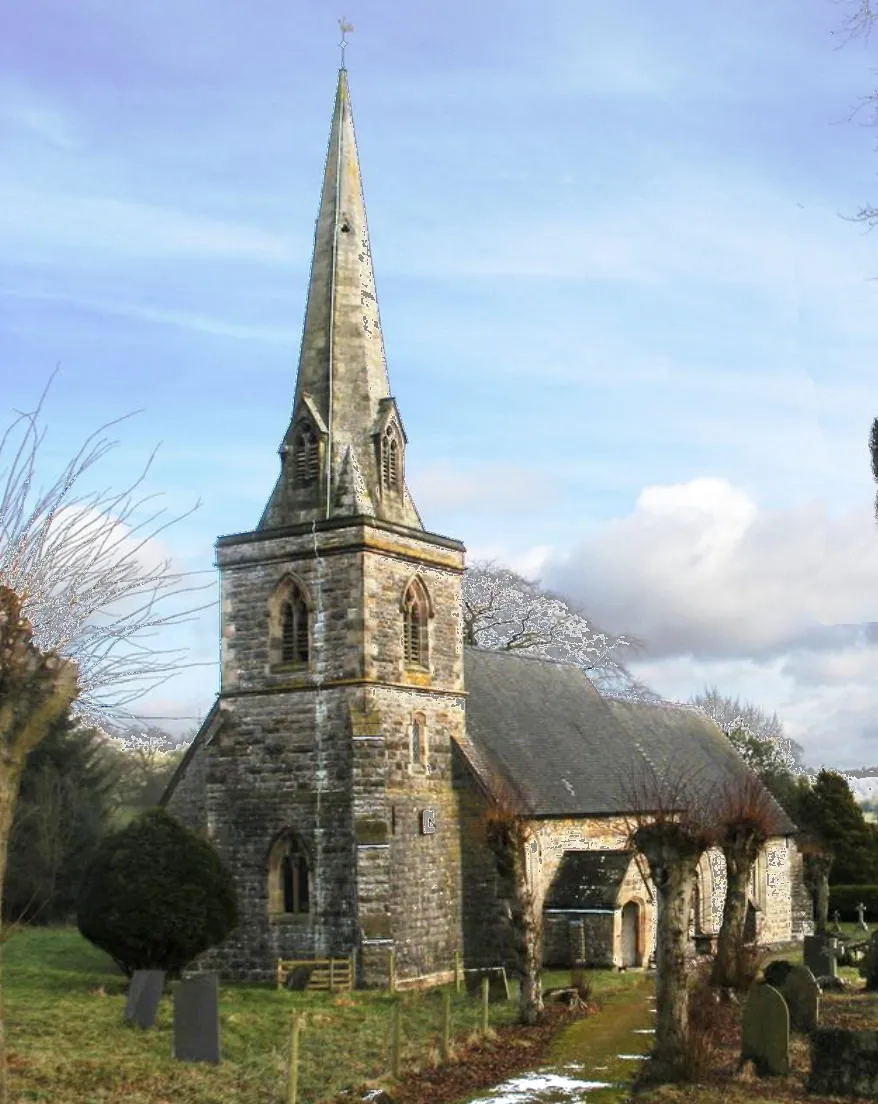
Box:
[338,17,354,69]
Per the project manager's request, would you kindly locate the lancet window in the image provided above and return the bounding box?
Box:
[269,833,310,916]
[402,579,429,668]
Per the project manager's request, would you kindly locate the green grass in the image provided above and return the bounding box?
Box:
[0,927,643,1103]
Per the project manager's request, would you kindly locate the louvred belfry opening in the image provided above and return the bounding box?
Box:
[293,424,320,489]
[381,426,400,492]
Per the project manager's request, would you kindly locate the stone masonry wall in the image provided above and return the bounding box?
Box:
[190,518,465,985]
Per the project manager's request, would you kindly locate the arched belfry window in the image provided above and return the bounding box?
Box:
[269,833,310,916]
[270,576,311,669]
[402,578,430,668]
[381,423,402,493]
[292,422,320,489]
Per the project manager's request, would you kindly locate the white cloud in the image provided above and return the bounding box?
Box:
[546,478,878,660]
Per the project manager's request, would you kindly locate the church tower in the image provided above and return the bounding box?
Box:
[197,68,467,986]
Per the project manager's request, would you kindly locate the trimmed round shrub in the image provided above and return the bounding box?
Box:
[77,808,237,977]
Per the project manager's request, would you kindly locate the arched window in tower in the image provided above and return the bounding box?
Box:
[411,712,427,766]
[292,422,319,489]
[281,588,309,665]
[402,579,429,668]
[269,833,310,916]
[381,424,401,493]
[270,576,311,670]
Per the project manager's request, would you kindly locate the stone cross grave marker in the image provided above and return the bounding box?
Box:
[832,909,843,934]
[780,965,820,1033]
[174,973,221,1063]
[464,967,510,1002]
[804,934,838,980]
[740,983,790,1077]
[124,970,165,1029]
[858,902,869,932]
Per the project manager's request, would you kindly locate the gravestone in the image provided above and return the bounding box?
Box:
[780,965,820,1033]
[740,983,790,1077]
[464,967,509,1002]
[174,973,220,1063]
[124,970,165,1029]
[861,931,878,990]
[809,1028,878,1098]
[858,902,870,933]
[804,934,838,980]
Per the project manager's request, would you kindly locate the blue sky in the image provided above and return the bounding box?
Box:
[2,0,878,768]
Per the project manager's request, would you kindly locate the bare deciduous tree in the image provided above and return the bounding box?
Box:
[0,375,215,1101]
[710,773,786,991]
[689,686,804,775]
[620,754,715,1082]
[463,561,659,700]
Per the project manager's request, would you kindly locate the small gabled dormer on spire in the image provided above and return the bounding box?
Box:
[260,56,423,532]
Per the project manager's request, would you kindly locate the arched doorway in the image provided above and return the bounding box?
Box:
[621,901,640,967]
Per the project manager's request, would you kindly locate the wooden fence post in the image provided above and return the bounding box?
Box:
[480,976,489,1036]
[287,1012,302,1104]
[390,999,402,1079]
[440,988,451,1062]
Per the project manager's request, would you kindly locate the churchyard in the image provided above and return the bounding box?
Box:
[3,925,635,1104]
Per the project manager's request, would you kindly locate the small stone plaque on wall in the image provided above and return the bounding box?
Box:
[420,807,437,835]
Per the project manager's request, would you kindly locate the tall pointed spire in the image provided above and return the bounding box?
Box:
[260,68,423,531]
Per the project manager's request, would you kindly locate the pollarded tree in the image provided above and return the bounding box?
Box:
[463,561,659,700]
[870,418,878,523]
[710,773,789,991]
[621,756,716,1081]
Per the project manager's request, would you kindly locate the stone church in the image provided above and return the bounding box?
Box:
[161,67,811,988]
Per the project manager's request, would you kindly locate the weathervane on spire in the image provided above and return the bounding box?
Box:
[338,17,354,69]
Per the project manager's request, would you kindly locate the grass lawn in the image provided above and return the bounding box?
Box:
[1,926,640,1103]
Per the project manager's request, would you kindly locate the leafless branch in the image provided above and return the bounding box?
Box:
[0,372,217,726]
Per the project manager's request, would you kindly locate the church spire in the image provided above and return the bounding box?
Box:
[260,67,423,531]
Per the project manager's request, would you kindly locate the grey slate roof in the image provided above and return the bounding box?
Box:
[544,850,633,910]
[462,646,796,834]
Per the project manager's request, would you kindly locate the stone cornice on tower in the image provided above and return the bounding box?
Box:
[260,68,423,532]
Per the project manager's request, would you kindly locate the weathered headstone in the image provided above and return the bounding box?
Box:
[858,902,870,933]
[804,934,838,980]
[861,931,878,990]
[464,967,509,1002]
[740,983,790,1077]
[780,965,820,1033]
[124,970,165,1029]
[174,973,220,1063]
